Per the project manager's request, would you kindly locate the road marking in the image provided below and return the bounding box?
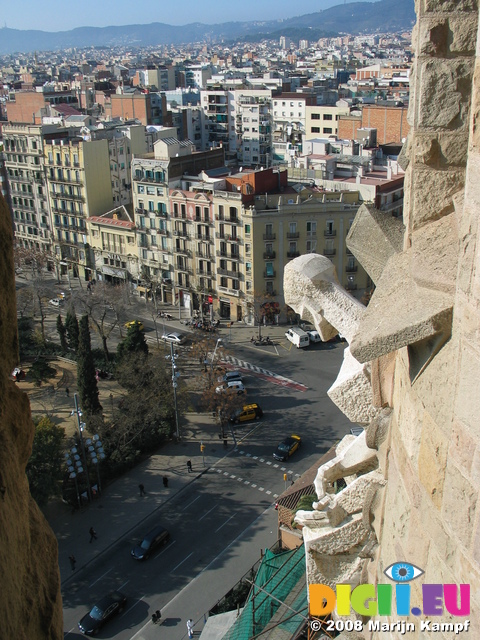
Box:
[230,474,236,479]
[251,483,257,488]
[259,458,265,462]
[246,453,252,457]
[118,579,130,591]
[273,464,279,468]
[237,477,243,482]
[244,480,250,485]
[182,495,201,510]
[222,355,307,391]
[266,490,272,495]
[253,456,258,460]
[199,506,216,522]
[122,596,143,616]
[259,487,264,492]
[88,567,112,587]
[171,551,194,573]
[266,461,272,465]
[215,514,235,533]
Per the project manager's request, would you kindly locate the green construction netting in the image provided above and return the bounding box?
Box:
[221,545,307,640]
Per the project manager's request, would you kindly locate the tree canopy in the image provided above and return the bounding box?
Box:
[26,416,65,507]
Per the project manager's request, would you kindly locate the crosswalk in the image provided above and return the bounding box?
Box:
[212,450,301,500]
[222,356,308,392]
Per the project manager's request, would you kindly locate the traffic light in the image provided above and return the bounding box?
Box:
[200,444,205,453]
[283,473,288,481]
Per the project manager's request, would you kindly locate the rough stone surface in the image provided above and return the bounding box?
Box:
[0,194,63,639]
[346,204,405,284]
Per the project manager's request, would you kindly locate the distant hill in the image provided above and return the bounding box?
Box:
[0,0,415,55]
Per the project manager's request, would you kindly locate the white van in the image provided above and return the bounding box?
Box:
[285,327,310,348]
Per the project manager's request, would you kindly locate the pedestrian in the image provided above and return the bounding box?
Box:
[65,387,69,397]
[186,618,194,638]
[203,359,208,372]
[68,554,76,571]
[139,483,146,496]
[89,527,97,543]
[163,476,169,488]
[187,460,192,473]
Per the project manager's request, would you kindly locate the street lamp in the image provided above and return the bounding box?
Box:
[85,434,105,495]
[65,449,83,508]
[71,393,92,501]
[210,338,223,371]
[170,342,181,440]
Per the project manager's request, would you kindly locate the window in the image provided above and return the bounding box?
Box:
[138,185,145,194]
[265,281,274,294]
[150,218,156,229]
[265,262,274,277]
[245,224,251,235]
[311,113,320,120]
[245,243,251,254]
[307,221,316,235]
[204,207,209,222]
[289,242,297,254]
[323,127,333,134]
[246,262,252,273]
[289,222,297,234]
[311,127,320,133]
[323,114,333,120]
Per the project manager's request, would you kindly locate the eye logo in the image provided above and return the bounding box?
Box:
[384,562,424,583]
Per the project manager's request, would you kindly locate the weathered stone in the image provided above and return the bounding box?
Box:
[413,131,469,167]
[418,412,449,509]
[423,0,478,12]
[411,166,464,228]
[284,254,365,343]
[417,16,449,56]
[442,461,478,549]
[417,58,473,130]
[346,204,405,284]
[448,14,479,53]
[350,250,453,367]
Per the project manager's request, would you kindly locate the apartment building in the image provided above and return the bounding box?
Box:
[131,138,225,303]
[2,123,63,252]
[304,104,350,141]
[271,93,316,163]
[44,134,113,280]
[87,205,139,283]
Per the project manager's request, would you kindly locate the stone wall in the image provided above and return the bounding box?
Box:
[285,1,480,638]
[0,193,63,639]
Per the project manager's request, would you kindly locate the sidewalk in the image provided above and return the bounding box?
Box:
[43,413,229,584]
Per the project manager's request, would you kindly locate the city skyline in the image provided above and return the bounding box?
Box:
[1,0,367,32]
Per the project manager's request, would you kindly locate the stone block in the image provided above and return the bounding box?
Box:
[411,166,464,228]
[418,412,449,509]
[417,58,473,130]
[350,250,453,367]
[327,349,378,425]
[346,203,405,284]
[449,420,476,473]
[448,14,479,53]
[454,344,480,438]
[411,212,458,294]
[423,0,478,12]
[413,131,469,168]
[417,16,449,56]
[442,460,478,549]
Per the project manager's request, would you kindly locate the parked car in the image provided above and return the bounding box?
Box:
[218,370,243,384]
[48,298,63,307]
[273,434,302,461]
[215,380,245,395]
[125,320,144,331]
[131,525,170,560]
[230,403,263,424]
[78,591,127,635]
[161,332,187,344]
[307,330,322,343]
[285,327,309,348]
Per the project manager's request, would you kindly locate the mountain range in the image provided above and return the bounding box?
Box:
[0,0,415,56]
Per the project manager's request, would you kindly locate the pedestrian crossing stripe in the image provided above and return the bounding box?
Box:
[221,356,308,392]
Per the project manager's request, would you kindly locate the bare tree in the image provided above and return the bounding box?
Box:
[16,285,35,318]
[76,282,121,362]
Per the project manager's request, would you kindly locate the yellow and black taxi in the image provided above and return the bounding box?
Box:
[230,404,263,424]
[124,320,144,331]
[273,434,301,461]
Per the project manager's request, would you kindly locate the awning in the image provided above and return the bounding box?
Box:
[102,266,126,279]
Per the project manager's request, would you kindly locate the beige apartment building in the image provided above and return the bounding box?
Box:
[44,135,113,280]
[304,104,351,141]
[2,123,60,253]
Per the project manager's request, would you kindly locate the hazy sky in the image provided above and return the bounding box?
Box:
[0,0,366,31]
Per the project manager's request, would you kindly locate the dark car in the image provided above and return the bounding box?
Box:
[131,525,170,560]
[78,591,127,635]
[273,434,301,462]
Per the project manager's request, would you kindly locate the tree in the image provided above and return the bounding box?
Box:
[56,314,68,352]
[245,290,280,338]
[26,417,65,506]
[116,322,148,361]
[77,315,102,419]
[65,307,79,352]
[29,358,56,387]
[77,281,123,362]
[100,354,180,472]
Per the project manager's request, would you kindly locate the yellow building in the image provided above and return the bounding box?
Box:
[304,105,351,141]
[44,135,113,280]
[87,205,138,283]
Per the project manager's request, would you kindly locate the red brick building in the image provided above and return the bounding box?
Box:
[338,105,410,144]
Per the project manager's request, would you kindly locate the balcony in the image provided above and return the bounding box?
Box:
[346,265,358,273]
[158,228,168,236]
[218,268,240,278]
[306,231,317,237]
[196,233,212,241]
[324,229,337,237]
[263,233,276,240]
[287,232,299,239]
[175,247,190,256]
[263,252,276,259]
[287,251,300,258]
[173,229,189,238]
[323,248,336,256]
[264,271,276,278]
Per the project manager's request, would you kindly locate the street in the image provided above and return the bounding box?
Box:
[16,275,351,639]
